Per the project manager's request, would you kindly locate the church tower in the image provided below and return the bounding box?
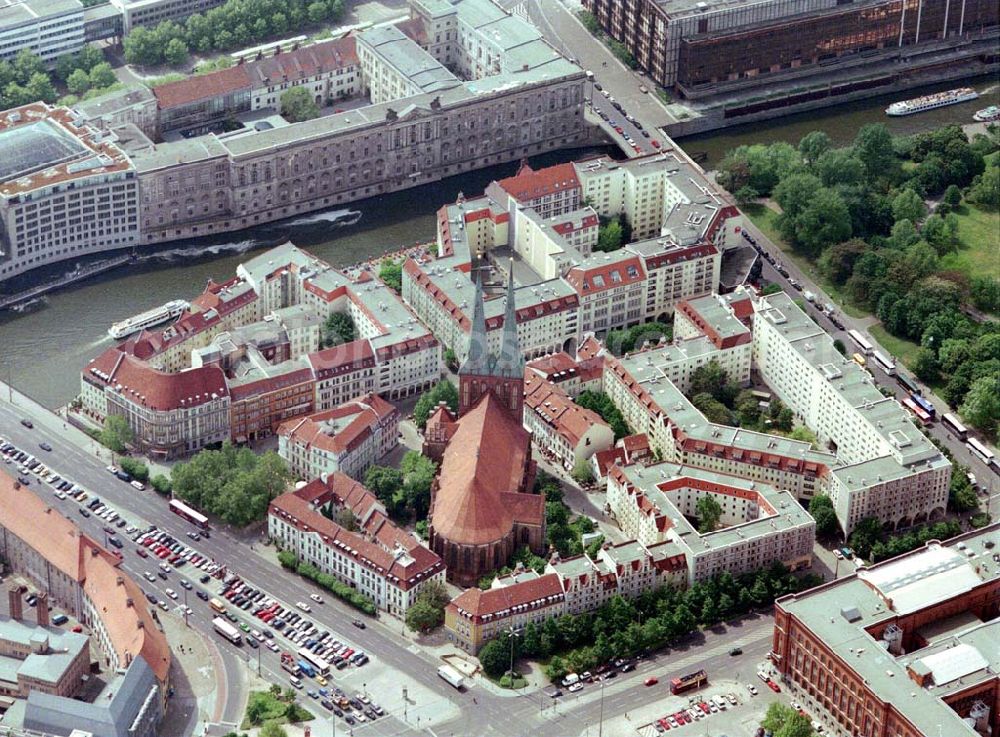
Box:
[458,264,524,418]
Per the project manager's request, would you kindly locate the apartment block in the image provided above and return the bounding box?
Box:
[278,394,400,481]
[0,0,84,64]
[268,473,445,616]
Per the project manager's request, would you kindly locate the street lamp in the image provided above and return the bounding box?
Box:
[506,625,521,684]
[597,676,607,737]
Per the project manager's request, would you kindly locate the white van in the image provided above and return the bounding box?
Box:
[712,695,728,710]
[561,673,580,687]
[130,480,146,491]
[289,676,302,689]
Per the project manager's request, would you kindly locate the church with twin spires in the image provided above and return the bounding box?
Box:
[425,266,546,587]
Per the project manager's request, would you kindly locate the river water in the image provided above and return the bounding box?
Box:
[3,76,999,408]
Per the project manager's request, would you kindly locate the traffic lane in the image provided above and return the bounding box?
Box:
[0,418,479,711]
[590,93,658,155]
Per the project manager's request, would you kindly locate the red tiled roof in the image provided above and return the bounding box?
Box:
[565,255,645,296]
[524,374,609,447]
[308,340,375,377]
[245,36,357,87]
[432,394,538,546]
[90,353,228,411]
[622,434,650,453]
[278,394,398,455]
[153,64,253,110]
[495,162,580,203]
[448,572,564,619]
[594,447,626,477]
[577,335,604,361]
[0,476,171,684]
[228,365,314,402]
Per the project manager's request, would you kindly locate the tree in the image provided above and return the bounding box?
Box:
[892,188,926,223]
[100,415,134,453]
[942,184,963,208]
[688,359,730,400]
[150,473,172,496]
[791,187,853,256]
[478,637,511,678]
[379,259,402,292]
[25,72,56,103]
[733,185,758,207]
[335,507,357,531]
[88,62,117,89]
[259,722,288,737]
[960,376,1000,435]
[692,392,733,425]
[413,380,459,428]
[280,86,320,122]
[322,312,355,346]
[912,347,940,383]
[405,598,442,633]
[307,1,327,24]
[596,216,625,252]
[164,38,190,66]
[66,68,90,95]
[808,495,839,538]
[798,130,832,165]
[967,161,999,206]
[854,123,897,181]
[696,495,722,533]
[833,338,847,355]
[572,458,594,485]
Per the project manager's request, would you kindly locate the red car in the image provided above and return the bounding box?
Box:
[699,702,710,714]
[767,679,781,693]
[657,718,671,731]
[135,548,148,558]
[651,139,661,149]
[644,676,659,687]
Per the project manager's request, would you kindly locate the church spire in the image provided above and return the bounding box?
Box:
[460,265,489,376]
[495,260,524,378]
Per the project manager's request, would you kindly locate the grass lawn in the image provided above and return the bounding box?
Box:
[241,691,313,730]
[743,204,868,318]
[938,203,1000,281]
[868,325,921,367]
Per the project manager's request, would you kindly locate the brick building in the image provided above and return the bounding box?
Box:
[772,524,1000,737]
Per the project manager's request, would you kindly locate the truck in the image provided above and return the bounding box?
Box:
[670,669,707,695]
[437,664,465,689]
[297,659,316,678]
[280,652,300,676]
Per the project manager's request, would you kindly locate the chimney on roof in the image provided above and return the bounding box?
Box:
[8,585,25,621]
[36,593,49,628]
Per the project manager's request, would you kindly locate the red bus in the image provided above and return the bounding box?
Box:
[902,397,932,426]
[169,499,208,529]
[670,669,707,695]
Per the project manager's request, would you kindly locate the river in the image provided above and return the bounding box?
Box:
[678,75,1000,168]
[3,76,999,409]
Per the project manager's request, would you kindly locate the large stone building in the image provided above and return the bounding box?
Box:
[425,269,545,587]
[772,524,1000,737]
[79,243,439,457]
[445,538,687,652]
[583,0,999,96]
[0,473,170,737]
[268,473,445,616]
[0,103,140,283]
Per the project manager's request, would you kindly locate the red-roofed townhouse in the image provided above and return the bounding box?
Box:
[565,251,647,334]
[486,162,582,219]
[268,474,444,616]
[278,393,400,481]
[522,372,614,472]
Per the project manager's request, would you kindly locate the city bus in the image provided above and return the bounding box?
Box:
[670,669,707,695]
[296,647,330,677]
[212,617,242,645]
[896,372,920,396]
[169,499,208,529]
[910,393,936,418]
[942,413,969,440]
[871,350,896,376]
[902,397,933,426]
[847,329,874,356]
[967,438,996,466]
[209,598,226,614]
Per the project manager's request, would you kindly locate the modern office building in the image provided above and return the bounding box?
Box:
[0,103,139,283]
[772,524,1000,737]
[0,0,84,64]
[268,473,445,617]
[109,0,224,33]
[583,0,999,95]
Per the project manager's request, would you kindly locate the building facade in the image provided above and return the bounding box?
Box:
[268,473,445,616]
[583,0,999,94]
[0,0,84,64]
[278,394,400,481]
[772,525,1000,737]
[0,104,140,283]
